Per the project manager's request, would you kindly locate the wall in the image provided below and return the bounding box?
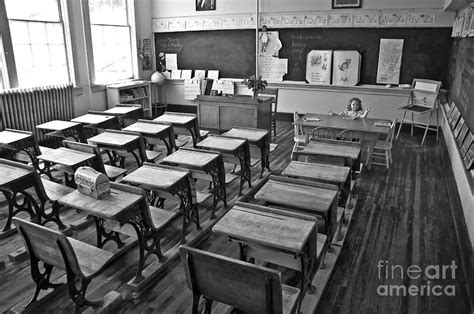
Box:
[152,0,447,17]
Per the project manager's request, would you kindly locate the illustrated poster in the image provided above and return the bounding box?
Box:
[306,50,332,85]
[376,39,404,84]
[332,50,361,86]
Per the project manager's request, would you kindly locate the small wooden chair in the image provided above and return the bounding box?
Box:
[371,119,397,169]
[291,111,308,159]
[312,127,337,140]
[62,140,127,181]
[179,245,300,314]
[259,88,278,138]
[339,129,361,142]
[13,217,114,312]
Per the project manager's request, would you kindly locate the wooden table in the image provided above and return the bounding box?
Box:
[196,135,251,195]
[36,120,87,143]
[71,113,118,131]
[254,176,338,242]
[0,159,68,237]
[196,95,273,134]
[212,202,318,304]
[221,127,270,177]
[0,129,55,181]
[59,185,150,281]
[296,139,362,172]
[123,119,176,155]
[121,163,199,243]
[153,112,200,147]
[162,147,226,218]
[88,131,144,167]
[282,161,350,206]
[294,113,391,169]
[103,105,143,127]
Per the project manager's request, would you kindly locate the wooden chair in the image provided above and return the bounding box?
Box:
[339,129,362,142]
[179,245,300,314]
[371,119,397,169]
[259,88,278,138]
[291,111,308,159]
[62,140,127,181]
[13,217,114,312]
[312,127,337,140]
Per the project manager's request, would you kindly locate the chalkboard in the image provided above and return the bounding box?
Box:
[155,30,256,78]
[447,37,474,131]
[278,28,452,84]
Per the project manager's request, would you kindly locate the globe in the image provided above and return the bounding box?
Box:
[151,71,165,85]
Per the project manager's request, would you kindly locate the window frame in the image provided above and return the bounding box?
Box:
[82,0,138,85]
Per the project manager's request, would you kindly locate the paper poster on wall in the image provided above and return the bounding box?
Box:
[258,31,282,57]
[332,51,361,86]
[181,70,192,79]
[165,53,178,70]
[194,70,206,79]
[376,39,404,85]
[306,50,332,85]
[207,70,219,80]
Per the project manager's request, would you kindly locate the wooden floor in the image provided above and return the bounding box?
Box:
[0,121,472,313]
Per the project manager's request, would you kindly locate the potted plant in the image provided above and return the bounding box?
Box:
[242,75,267,99]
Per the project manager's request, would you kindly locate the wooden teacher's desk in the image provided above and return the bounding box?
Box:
[161,147,226,218]
[212,202,319,303]
[196,95,272,133]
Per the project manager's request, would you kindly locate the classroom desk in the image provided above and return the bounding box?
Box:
[36,120,87,143]
[282,161,350,206]
[87,131,143,167]
[123,119,177,155]
[221,127,270,177]
[295,138,362,172]
[58,186,151,281]
[0,129,55,181]
[121,163,199,243]
[71,113,119,131]
[294,113,391,169]
[196,135,251,195]
[153,112,200,147]
[0,159,70,236]
[162,147,226,218]
[254,176,338,241]
[212,202,318,304]
[103,105,143,127]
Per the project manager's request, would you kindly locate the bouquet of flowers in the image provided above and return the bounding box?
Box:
[242,75,267,93]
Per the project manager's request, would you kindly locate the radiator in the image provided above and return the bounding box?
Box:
[0,83,74,143]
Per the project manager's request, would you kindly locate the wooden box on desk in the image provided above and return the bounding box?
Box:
[74,167,110,199]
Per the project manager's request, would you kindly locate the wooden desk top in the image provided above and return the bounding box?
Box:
[88,131,139,147]
[162,148,219,168]
[104,106,141,115]
[121,164,188,190]
[212,203,315,254]
[59,188,143,220]
[71,114,115,125]
[0,130,31,144]
[295,113,390,134]
[302,140,361,160]
[36,120,80,131]
[0,162,33,185]
[282,161,350,184]
[123,121,171,135]
[153,112,196,125]
[38,147,95,167]
[255,178,337,213]
[221,127,268,143]
[197,135,245,152]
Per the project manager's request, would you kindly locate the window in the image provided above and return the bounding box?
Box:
[0,37,8,90]
[88,0,133,83]
[5,0,70,87]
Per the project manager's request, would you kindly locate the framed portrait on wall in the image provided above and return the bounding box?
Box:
[332,0,361,9]
[196,0,216,11]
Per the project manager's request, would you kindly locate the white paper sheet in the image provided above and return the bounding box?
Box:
[184,79,201,100]
[165,53,178,70]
